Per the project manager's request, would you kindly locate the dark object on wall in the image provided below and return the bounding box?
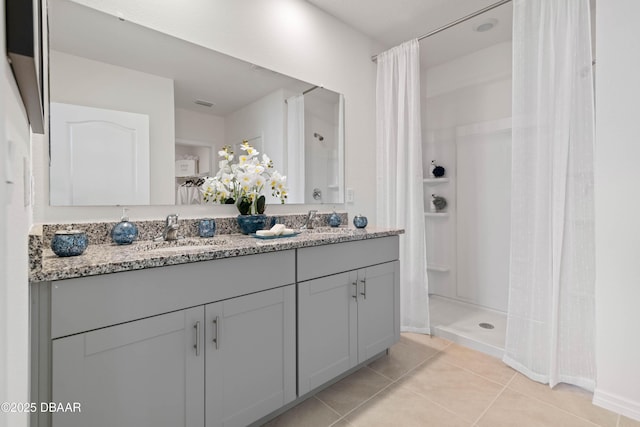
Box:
[431,160,446,178]
[432,194,447,212]
[6,0,45,133]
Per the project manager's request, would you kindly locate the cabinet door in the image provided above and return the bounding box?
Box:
[298,272,358,395]
[51,307,204,427]
[357,261,400,363]
[206,285,296,427]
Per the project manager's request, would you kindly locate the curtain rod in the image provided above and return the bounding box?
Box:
[370,0,512,62]
[303,85,320,95]
[285,85,322,103]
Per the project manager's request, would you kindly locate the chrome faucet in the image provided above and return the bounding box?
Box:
[302,210,318,230]
[156,214,180,241]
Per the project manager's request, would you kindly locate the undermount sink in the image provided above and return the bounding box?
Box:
[132,237,231,252]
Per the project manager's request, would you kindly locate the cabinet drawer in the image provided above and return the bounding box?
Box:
[51,250,295,338]
[297,236,399,282]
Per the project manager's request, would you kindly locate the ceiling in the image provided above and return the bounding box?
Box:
[307,0,513,68]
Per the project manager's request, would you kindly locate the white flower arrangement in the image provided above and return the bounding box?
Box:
[201,141,288,215]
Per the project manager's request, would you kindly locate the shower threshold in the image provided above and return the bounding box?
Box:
[429,295,506,359]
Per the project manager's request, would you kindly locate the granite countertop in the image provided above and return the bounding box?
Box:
[30,226,404,282]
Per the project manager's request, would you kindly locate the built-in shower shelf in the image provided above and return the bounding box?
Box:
[327,184,340,190]
[425,212,449,218]
[423,178,450,184]
[427,265,450,273]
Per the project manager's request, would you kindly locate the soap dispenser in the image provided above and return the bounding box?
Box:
[111,208,139,245]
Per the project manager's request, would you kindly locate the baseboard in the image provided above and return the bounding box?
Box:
[593,388,640,422]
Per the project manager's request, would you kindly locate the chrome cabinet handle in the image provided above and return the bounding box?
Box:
[360,278,367,299]
[352,281,358,300]
[194,321,201,356]
[212,316,220,349]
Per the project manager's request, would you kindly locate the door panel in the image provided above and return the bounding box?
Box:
[52,308,204,427]
[298,272,357,395]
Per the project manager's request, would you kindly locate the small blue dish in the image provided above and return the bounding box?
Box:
[353,215,368,229]
[199,218,216,237]
[328,212,342,228]
[51,228,88,257]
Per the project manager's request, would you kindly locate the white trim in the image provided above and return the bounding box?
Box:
[593,389,640,422]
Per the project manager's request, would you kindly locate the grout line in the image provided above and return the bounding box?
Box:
[616,413,620,427]
[442,357,517,388]
[471,368,517,426]
[313,396,342,418]
[499,386,603,427]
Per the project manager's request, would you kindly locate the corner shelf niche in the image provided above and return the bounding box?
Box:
[427,264,450,273]
[425,212,449,218]
[423,178,450,184]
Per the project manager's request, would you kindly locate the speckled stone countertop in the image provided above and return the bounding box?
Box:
[29,214,403,282]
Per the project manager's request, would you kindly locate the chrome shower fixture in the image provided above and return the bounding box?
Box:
[313,132,324,141]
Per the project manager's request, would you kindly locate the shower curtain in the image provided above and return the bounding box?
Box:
[505,0,596,390]
[376,39,429,333]
[286,94,305,203]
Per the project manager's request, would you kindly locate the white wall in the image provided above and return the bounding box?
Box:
[43,50,175,206]
[1,3,34,426]
[175,107,225,146]
[593,0,640,420]
[422,41,512,311]
[225,89,286,174]
[36,0,377,222]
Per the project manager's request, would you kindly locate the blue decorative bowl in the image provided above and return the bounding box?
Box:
[111,221,138,245]
[51,229,88,257]
[237,214,268,235]
[353,215,368,229]
[328,212,342,227]
[199,218,216,237]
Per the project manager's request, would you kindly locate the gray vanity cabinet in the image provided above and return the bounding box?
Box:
[36,250,297,427]
[297,237,400,396]
[205,285,296,427]
[52,307,205,427]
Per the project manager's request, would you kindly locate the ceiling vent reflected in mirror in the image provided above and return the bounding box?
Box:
[194,99,215,108]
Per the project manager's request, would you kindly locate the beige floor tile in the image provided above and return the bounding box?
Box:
[262,397,340,427]
[508,373,617,427]
[330,419,354,427]
[315,367,391,415]
[477,389,596,427]
[620,415,640,426]
[367,334,441,380]
[398,357,503,422]
[439,343,515,385]
[345,383,470,427]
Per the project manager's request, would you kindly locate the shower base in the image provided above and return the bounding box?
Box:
[429,295,506,358]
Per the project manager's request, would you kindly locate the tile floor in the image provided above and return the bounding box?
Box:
[262,333,638,427]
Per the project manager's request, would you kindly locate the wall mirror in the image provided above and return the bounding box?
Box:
[48,0,345,206]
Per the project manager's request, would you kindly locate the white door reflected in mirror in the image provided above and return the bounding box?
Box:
[49,103,150,206]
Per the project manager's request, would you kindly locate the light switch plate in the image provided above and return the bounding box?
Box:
[5,140,15,184]
[346,188,354,203]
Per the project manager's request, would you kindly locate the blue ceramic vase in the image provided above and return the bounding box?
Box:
[199,218,216,237]
[353,215,368,229]
[328,212,341,227]
[237,214,268,235]
[51,229,88,257]
[111,221,138,245]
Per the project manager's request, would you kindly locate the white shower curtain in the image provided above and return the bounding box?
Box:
[376,39,429,333]
[286,94,305,203]
[505,0,596,390]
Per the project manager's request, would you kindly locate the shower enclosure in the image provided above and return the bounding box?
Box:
[421,2,513,357]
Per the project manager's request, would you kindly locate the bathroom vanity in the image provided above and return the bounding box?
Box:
[29,222,402,427]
